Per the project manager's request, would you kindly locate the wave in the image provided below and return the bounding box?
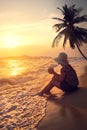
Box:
[69,57,85,62]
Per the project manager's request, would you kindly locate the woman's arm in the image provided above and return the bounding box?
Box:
[48,67,65,82]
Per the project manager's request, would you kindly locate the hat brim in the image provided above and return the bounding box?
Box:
[54,57,61,63]
[54,57,65,65]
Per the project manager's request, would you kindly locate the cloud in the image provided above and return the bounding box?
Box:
[0,17,53,33]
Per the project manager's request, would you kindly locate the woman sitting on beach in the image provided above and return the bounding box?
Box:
[39,52,79,96]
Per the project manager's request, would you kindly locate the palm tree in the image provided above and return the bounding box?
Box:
[52,4,87,59]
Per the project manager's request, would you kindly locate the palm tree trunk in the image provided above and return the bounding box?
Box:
[76,44,87,60]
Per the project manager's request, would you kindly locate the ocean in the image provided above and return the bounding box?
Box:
[0,56,86,130]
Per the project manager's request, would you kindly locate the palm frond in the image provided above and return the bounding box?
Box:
[68,35,75,48]
[74,27,87,44]
[73,15,87,24]
[52,34,61,47]
[69,5,83,17]
[52,23,65,32]
[63,32,68,48]
[62,4,69,15]
[57,7,64,14]
[52,17,64,22]
[52,29,66,47]
[74,7,83,17]
[63,5,75,22]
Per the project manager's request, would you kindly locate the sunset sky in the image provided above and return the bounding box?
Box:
[0,0,87,57]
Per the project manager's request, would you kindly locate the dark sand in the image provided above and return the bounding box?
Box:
[37,65,87,130]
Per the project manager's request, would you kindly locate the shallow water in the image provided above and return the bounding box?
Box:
[0,56,86,129]
[0,57,53,129]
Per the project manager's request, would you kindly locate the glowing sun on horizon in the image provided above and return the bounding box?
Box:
[3,35,20,48]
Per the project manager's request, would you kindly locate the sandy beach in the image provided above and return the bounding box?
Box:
[37,64,87,130]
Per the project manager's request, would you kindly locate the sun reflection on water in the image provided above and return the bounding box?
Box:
[7,59,26,76]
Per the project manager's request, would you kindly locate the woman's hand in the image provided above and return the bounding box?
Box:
[48,67,55,74]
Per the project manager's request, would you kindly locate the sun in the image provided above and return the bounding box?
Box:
[3,35,20,48]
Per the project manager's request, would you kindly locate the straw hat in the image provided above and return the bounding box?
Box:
[54,52,68,65]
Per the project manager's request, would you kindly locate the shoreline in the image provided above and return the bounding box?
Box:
[37,64,87,130]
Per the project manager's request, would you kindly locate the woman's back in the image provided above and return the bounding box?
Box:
[62,64,79,86]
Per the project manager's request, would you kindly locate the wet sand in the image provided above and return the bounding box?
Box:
[37,65,87,130]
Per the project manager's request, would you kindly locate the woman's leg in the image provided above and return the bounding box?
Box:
[39,79,60,95]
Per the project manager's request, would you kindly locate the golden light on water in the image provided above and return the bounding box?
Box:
[7,59,25,76]
[11,67,23,76]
